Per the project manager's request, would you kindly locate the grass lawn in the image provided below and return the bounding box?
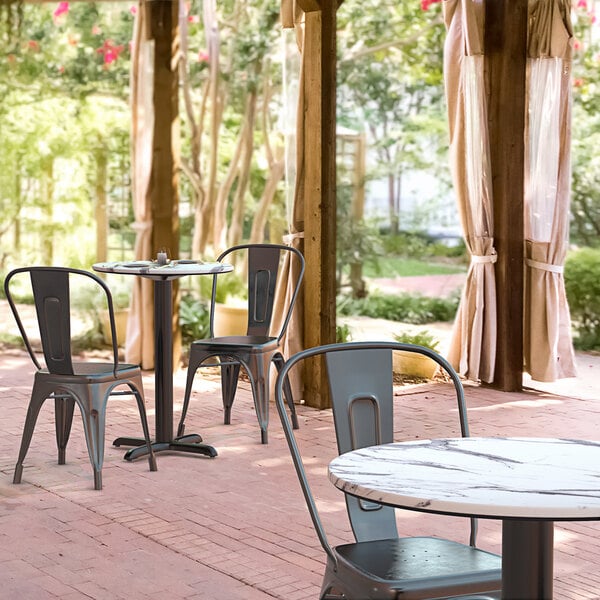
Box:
[363,257,467,278]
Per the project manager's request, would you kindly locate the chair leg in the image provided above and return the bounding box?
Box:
[76,389,107,491]
[13,390,47,484]
[247,353,271,444]
[129,384,157,473]
[177,355,202,437]
[320,561,346,600]
[221,362,241,425]
[273,353,299,430]
[54,395,75,465]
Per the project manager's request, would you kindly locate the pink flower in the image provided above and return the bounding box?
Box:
[421,0,441,10]
[198,50,209,63]
[27,40,40,52]
[573,38,583,51]
[53,2,69,22]
[577,0,588,8]
[188,14,200,24]
[130,5,137,15]
[573,77,584,87]
[97,39,125,65]
[92,25,102,36]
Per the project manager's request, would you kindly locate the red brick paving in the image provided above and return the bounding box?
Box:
[1,347,600,599]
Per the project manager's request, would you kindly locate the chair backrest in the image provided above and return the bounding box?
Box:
[213,244,305,339]
[274,341,474,559]
[4,266,120,375]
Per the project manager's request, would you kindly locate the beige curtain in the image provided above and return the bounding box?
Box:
[126,0,155,369]
[444,0,497,383]
[524,0,576,381]
[272,0,306,398]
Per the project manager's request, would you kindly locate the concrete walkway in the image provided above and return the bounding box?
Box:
[1,346,600,599]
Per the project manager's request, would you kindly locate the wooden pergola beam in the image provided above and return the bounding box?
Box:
[301,3,337,408]
[485,0,528,391]
[296,0,344,11]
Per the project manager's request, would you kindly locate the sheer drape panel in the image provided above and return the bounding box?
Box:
[444,0,497,383]
[524,0,576,381]
[126,1,155,369]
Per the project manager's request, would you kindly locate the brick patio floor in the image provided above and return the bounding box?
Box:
[1,347,600,599]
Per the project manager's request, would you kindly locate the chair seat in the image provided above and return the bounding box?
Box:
[336,536,501,589]
[38,362,141,384]
[192,335,278,351]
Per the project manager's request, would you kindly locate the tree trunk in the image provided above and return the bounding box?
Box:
[41,159,54,263]
[95,148,108,262]
[228,89,258,247]
[250,153,285,243]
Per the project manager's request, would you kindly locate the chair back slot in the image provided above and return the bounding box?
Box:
[31,270,74,375]
[246,246,280,335]
[325,347,399,541]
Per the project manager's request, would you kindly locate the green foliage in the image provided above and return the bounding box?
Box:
[571,4,600,246]
[0,3,133,269]
[338,291,459,324]
[336,323,353,343]
[393,329,439,352]
[565,248,600,350]
[382,232,467,261]
[180,294,210,347]
[195,271,248,305]
[337,0,448,233]
[362,257,464,278]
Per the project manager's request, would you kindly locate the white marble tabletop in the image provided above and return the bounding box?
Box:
[93,260,233,278]
[328,437,600,521]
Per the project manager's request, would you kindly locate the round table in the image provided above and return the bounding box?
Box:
[328,437,600,599]
[93,260,233,460]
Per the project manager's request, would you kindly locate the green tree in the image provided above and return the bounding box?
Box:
[571,2,600,247]
[0,2,133,267]
[179,0,286,257]
[337,0,447,235]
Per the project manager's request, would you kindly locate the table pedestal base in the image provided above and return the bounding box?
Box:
[114,434,218,460]
[502,520,553,599]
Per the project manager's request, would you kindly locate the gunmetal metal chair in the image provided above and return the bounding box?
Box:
[4,266,157,490]
[275,341,502,600]
[177,243,304,444]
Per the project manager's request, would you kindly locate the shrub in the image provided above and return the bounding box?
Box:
[337,291,460,324]
[180,294,210,347]
[393,330,440,352]
[565,247,600,350]
[336,323,353,343]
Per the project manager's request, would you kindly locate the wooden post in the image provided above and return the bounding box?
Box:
[485,0,527,391]
[301,2,337,408]
[148,0,181,366]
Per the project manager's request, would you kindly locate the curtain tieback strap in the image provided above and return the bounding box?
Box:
[525,258,564,274]
[283,232,305,245]
[471,253,497,264]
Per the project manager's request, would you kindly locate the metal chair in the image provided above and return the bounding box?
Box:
[274,341,502,600]
[177,243,304,444]
[4,266,157,490]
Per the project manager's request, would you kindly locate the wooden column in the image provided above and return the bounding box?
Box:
[149,0,181,365]
[485,0,528,391]
[300,1,337,408]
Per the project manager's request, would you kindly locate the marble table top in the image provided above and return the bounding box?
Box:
[328,437,600,521]
[93,260,233,279]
